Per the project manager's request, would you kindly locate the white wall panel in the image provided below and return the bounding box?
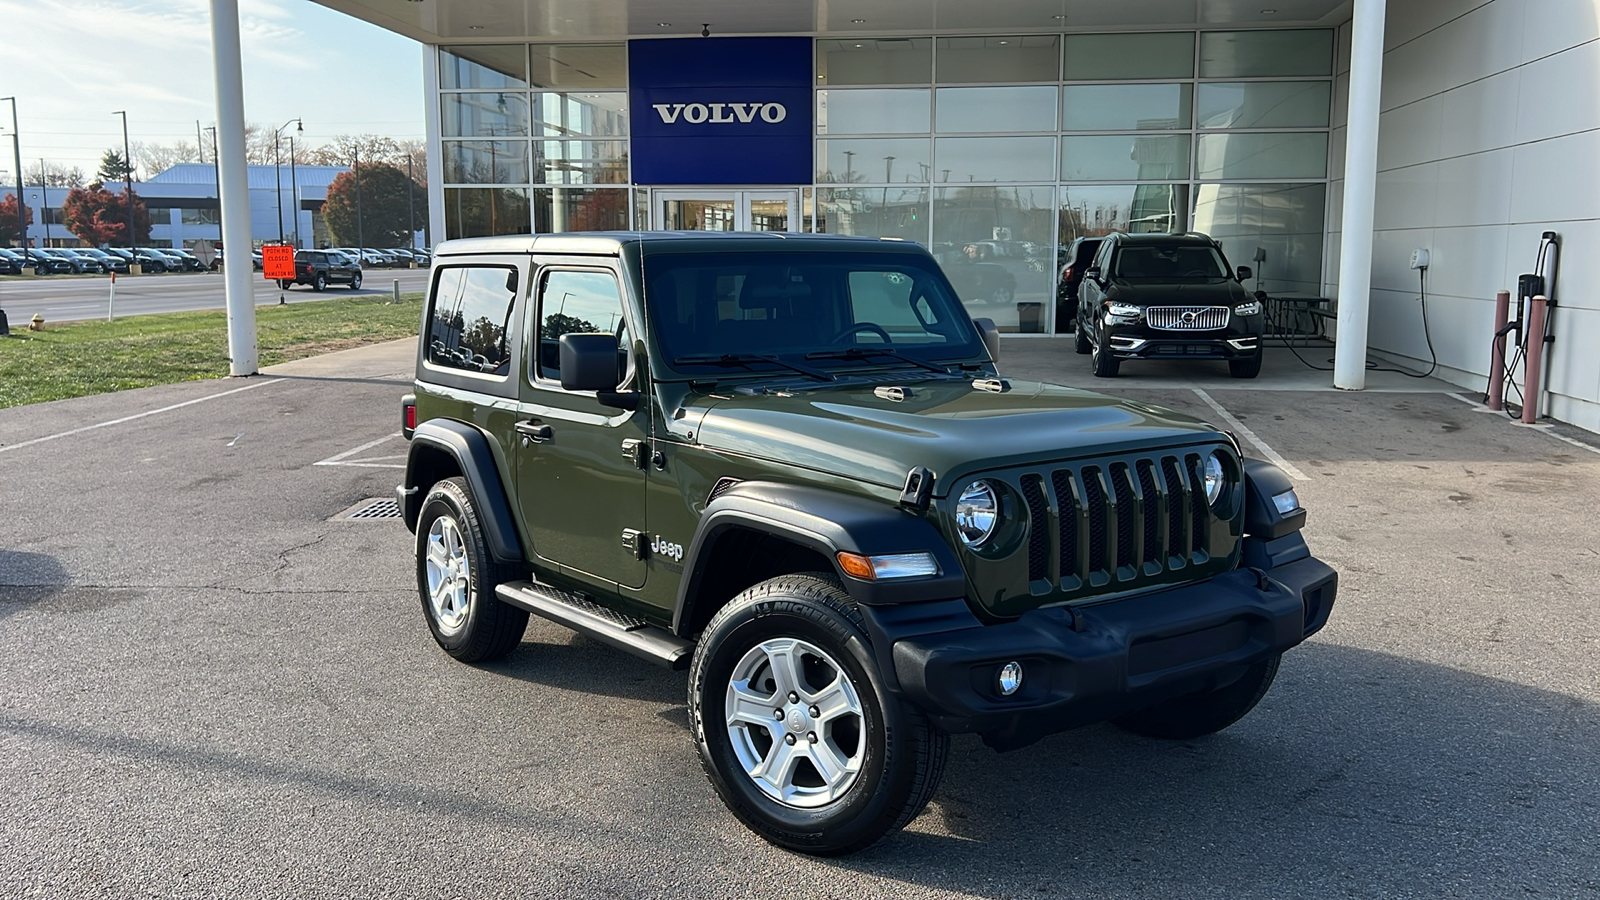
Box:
[1373,164,1439,231]
[1521,0,1600,62]
[1509,129,1600,223]
[1424,224,1512,301]
[1436,68,1522,157]
[1513,42,1600,144]
[1377,95,1443,170]
[1434,148,1515,227]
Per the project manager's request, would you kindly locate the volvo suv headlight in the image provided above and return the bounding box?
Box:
[1203,451,1227,506]
[1107,303,1142,318]
[1235,299,1262,316]
[955,481,1000,547]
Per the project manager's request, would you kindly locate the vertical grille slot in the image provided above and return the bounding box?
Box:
[1019,475,1048,583]
[1161,456,1188,561]
[1110,463,1136,572]
[1136,460,1162,567]
[1050,470,1078,580]
[1186,454,1208,554]
[1082,466,1108,575]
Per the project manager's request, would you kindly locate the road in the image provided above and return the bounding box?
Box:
[0,268,435,323]
[0,341,1597,898]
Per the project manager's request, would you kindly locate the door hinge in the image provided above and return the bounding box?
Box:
[622,528,647,560]
[621,438,646,469]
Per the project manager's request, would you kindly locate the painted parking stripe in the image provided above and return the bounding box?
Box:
[0,379,282,455]
[1191,388,1309,481]
[1447,392,1600,456]
[314,433,405,469]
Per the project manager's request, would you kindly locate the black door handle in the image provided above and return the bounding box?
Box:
[515,421,553,443]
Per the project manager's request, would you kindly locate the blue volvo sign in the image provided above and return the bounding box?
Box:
[628,38,813,185]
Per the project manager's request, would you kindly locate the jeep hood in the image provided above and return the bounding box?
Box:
[685,379,1223,495]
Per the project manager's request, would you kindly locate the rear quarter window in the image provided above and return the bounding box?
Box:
[426,265,517,377]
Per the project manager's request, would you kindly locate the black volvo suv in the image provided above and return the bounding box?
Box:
[1074,232,1265,379]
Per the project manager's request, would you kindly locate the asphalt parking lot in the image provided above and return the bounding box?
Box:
[1,339,1596,898]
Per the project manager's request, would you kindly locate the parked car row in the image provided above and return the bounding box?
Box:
[0,245,213,275]
[331,247,431,268]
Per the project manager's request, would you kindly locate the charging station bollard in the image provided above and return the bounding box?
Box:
[1521,295,1549,424]
[1487,289,1510,410]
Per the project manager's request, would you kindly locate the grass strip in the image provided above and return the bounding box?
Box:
[0,294,422,409]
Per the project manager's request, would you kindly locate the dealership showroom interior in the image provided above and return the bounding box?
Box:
[292,0,1600,434]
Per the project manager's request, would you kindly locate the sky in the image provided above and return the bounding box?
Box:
[0,0,425,183]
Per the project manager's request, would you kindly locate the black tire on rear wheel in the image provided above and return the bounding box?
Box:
[414,477,528,663]
[689,574,949,856]
[1074,315,1092,354]
[1112,653,1281,740]
[1229,353,1263,379]
[313,273,326,292]
[350,272,362,290]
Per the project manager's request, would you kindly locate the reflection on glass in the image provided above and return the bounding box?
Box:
[1058,184,1190,243]
[1196,82,1331,129]
[1199,30,1334,78]
[748,198,793,232]
[444,187,531,239]
[815,187,929,244]
[440,45,527,90]
[932,186,1055,332]
[1196,133,1327,180]
[936,36,1060,84]
[534,141,628,184]
[817,138,931,184]
[427,265,516,375]
[1192,183,1326,296]
[531,188,630,233]
[1063,33,1194,80]
[936,86,1057,133]
[1060,135,1190,181]
[532,92,629,137]
[817,89,930,134]
[934,136,1056,183]
[1061,84,1191,131]
[442,141,531,185]
[442,93,530,138]
[816,38,932,85]
[537,269,626,381]
[529,43,627,88]
[663,199,736,231]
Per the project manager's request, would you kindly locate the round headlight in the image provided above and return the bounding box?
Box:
[955,481,1000,547]
[1203,451,1226,505]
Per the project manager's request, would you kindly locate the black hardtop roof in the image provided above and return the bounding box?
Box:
[1109,232,1221,246]
[433,231,930,258]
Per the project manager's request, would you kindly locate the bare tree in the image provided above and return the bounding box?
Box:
[133,141,201,176]
[22,161,87,188]
[302,134,405,167]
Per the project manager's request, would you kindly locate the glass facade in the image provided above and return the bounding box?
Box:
[438,29,1334,332]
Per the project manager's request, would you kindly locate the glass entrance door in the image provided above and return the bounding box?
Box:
[654,189,799,232]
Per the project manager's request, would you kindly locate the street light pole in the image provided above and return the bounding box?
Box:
[353,145,363,252]
[38,158,50,247]
[3,97,23,251]
[272,118,302,245]
[407,155,415,250]
[113,111,132,250]
[288,136,299,248]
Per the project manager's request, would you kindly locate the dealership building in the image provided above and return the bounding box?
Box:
[310,0,1600,434]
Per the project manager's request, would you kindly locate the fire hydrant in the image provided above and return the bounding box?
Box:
[29,313,45,331]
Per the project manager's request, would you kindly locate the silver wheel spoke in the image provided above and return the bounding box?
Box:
[761,641,803,699]
[426,537,450,569]
[753,737,802,794]
[809,675,858,724]
[727,681,778,729]
[806,739,854,790]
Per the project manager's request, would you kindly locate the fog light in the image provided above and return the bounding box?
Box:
[1271,488,1301,514]
[997,661,1024,696]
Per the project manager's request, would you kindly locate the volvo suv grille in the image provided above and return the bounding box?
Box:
[1146,306,1230,330]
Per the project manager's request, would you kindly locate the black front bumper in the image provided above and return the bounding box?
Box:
[870,553,1336,749]
[1103,314,1263,361]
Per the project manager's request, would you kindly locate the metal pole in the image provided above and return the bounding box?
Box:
[4,97,22,251]
[354,145,364,252]
[108,271,116,322]
[1332,0,1386,390]
[115,111,133,250]
[1522,296,1549,424]
[209,0,258,375]
[196,120,205,163]
[407,156,415,250]
[38,160,50,247]
[274,134,284,243]
[289,137,299,248]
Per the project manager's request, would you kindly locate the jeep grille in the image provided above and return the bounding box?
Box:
[1146,306,1230,330]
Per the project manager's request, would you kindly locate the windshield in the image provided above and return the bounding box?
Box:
[1112,244,1229,282]
[642,250,983,377]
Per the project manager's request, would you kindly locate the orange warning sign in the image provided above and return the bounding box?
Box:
[262,245,296,279]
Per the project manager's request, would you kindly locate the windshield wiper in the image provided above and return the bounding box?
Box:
[672,353,836,382]
[804,347,954,375]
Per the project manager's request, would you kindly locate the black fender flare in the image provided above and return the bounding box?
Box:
[672,481,967,638]
[399,419,524,564]
[1241,458,1307,540]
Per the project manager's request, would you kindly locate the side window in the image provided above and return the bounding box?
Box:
[536,269,627,384]
[426,265,516,376]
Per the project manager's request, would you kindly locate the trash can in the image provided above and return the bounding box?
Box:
[1016,301,1044,334]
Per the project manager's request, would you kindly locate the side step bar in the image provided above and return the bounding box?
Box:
[496,581,694,670]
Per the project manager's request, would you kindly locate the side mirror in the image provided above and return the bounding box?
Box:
[1084,266,1102,284]
[558,333,621,393]
[1236,265,1253,282]
[972,317,1001,363]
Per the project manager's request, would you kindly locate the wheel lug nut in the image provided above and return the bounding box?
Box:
[809,706,820,718]
[773,709,784,720]
[784,734,797,745]
[788,692,799,703]
[807,732,818,744]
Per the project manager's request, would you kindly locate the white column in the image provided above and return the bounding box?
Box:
[1333,0,1386,390]
[423,45,445,248]
[210,0,257,375]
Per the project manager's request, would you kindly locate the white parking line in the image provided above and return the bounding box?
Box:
[0,379,282,455]
[314,433,405,469]
[1191,388,1309,481]
[1447,393,1600,456]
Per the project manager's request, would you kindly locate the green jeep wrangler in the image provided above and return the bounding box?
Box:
[398,232,1337,855]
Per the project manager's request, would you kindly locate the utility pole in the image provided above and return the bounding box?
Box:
[407,155,415,249]
[288,136,299,248]
[353,145,363,252]
[38,158,50,246]
[113,111,133,250]
[4,97,23,250]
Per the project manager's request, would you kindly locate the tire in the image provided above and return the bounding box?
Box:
[349,272,362,290]
[1229,352,1263,379]
[688,574,948,856]
[278,279,292,291]
[1112,653,1281,740]
[992,285,1015,306]
[312,273,326,292]
[1091,326,1120,378]
[1073,315,1092,355]
[415,477,528,663]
